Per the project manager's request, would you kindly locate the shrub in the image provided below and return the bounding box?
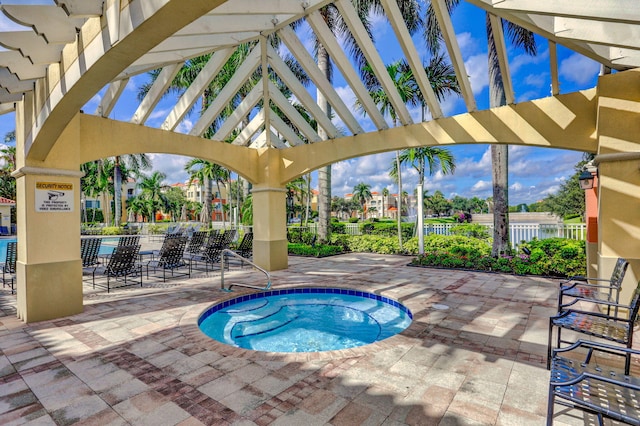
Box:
[450,224,490,240]
[101,226,122,235]
[288,243,343,257]
[411,237,586,277]
[330,221,346,234]
[348,217,360,223]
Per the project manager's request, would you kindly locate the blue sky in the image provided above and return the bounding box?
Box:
[0,1,601,205]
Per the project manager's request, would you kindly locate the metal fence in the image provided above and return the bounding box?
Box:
[289,222,587,249]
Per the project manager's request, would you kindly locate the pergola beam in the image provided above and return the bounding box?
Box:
[431,0,477,112]
[278,26,360,135]
[306,10,389,129]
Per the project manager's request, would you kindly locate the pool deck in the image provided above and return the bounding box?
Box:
[1,252,638,425]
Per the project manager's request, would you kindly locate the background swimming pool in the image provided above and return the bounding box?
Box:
[0,237,118,260]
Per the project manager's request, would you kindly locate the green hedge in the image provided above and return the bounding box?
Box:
[411,237,586,277]
[288,243,343,257]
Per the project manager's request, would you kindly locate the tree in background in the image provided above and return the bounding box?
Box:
[352,182,373,221]
[0,131,16,200]
[426,0,537,256]
[138,171,170,223]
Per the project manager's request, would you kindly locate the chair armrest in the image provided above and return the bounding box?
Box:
[552,339,640,358]
[553,305,632,322]
[560,281,617,292]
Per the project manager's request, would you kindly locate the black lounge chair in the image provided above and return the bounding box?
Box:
[231,232,253,267]
[90,244,142,292]
[2,241,16,294]
[117,235,140,247]
[184,231,208,257]
[547,280,640,374]
[189,232,228,273]
[557,257,629,314]
[146,236,190,282]
[80,237,102,269]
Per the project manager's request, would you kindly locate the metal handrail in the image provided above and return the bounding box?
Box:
[220,249,271,292]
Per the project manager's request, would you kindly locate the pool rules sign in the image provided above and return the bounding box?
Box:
[35,182,74,212]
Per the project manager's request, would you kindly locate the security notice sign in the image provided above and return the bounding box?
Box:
[35,181,74,212]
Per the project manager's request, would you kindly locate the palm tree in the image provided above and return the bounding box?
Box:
[0,140,16,200]
[314,1,421,242]
[360,59,419,250]
[426,1,537,255]
[361,54,459,248]
[381,187,389,218]
[81,159,113,223]
[138,171,169,223]
[352,182,372,221]
[113,154,151,226]
[185,159,230,228]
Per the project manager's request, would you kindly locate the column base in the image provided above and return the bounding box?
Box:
[16,259,83,323]
[253,239,288,271]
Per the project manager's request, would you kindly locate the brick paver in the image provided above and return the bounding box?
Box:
[1,249,638,425]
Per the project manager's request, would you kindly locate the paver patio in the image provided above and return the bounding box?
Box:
[1,251,638,425]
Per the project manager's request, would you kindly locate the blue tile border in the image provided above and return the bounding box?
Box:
[198,287,413,325]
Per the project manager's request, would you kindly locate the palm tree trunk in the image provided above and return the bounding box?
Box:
[204,177,212,228]
[487,13,510,256]
[317,44,331,242]
[396,151,403,250]
[305,173,311,226]
[491,145,509,255]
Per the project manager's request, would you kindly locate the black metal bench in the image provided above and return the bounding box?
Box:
[547,339,640,425]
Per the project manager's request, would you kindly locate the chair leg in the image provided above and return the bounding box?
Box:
[547,319,554,370]
[546,384,555,426]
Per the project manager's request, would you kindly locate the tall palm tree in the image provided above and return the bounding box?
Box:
[425,1,537,255]
[352,182,372,220]
[360,59,419,250]
[314,1,421,242]
[138,171,170,223]
[361,55,459,248]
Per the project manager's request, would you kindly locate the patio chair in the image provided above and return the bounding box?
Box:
[547,280,640,374]
[547,340,640,426]
[189,231,228,273]
[0,226,10,236]
[557,257,629,314]
[117,235,140,247]
[2,241,16,294]
[80,237,102,269]
[184,231,208,256]
[231,232,253,267]
[146,236,190,282]
[90,244,142,293]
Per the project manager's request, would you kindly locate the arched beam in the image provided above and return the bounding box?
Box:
[27,0,229,162]
[281,89,599,183]
[78,114,259,183]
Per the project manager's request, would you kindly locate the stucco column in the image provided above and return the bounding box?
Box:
[594,69,640,303]
[251,147,288,271]
[14,98,84,323]
[251,184,288,271]
[12,167,84,322]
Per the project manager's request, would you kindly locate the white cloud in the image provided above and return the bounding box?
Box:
[464,53,489,95]
[456,32,478,57]
[471,180,491,191]
[175,118,194,134]
[147,154,190,184]
[454,146,492,177]
[510,48,549,75]
[524,72,547,88]
[559,53,600,85]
